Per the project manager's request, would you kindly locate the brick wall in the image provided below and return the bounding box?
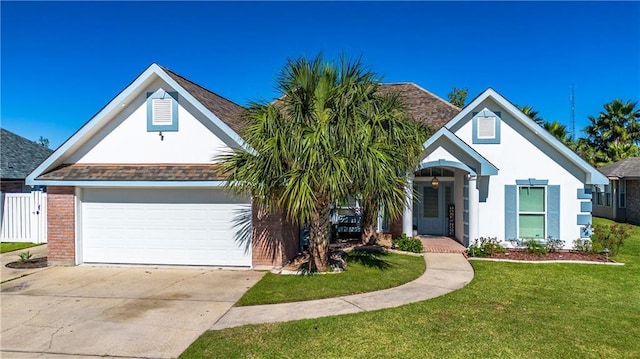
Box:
[251,202,300,268]
[627,179,640,225]
[0,180,26,193]
[390,217,403,239]
[47,186,76,265]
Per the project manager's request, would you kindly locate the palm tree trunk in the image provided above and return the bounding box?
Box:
[361,200,378,245]
[309,197,331,272]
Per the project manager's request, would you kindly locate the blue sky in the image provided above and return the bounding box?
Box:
[2,1,639,149]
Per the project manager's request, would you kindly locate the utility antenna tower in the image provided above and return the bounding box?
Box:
[570,85,575,140]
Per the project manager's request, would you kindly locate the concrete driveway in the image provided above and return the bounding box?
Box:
[1,265,264,358]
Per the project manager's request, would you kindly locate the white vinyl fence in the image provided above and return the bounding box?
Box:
[0,191,47,243]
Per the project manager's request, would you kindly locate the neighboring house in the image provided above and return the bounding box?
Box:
[1,128,53,193]
[26,63,607,268]
[592,157,640,225]
[1,128,53,243]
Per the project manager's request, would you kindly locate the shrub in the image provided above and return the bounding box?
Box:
[591,223,630,257]
[546,239,565,253]
[523,239,547,256]
[467,237,506,257]
[392,234,423,253]
[572,238,592,253]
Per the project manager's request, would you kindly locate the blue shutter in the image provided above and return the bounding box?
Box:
[505,185,517,240]
[547,185,560,240]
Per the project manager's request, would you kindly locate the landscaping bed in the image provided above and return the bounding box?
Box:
[477,249,614,262]
[6,256,48,269]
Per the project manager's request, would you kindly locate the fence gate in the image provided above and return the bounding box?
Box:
[0,191,47,243]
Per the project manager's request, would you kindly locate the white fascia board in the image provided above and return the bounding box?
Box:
[444,88,606,185]
[28,180,227,188]
[26,64,162,186]
[422,128,498,176]
[25,63,253,187]
[153,66,253,154]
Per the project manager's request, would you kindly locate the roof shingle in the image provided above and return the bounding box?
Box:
[37,164,226,181]
[378,83,461,129]
[161,66,245,134]
[598,157,640,179]
[0,128,54,180]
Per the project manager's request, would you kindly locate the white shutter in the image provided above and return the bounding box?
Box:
[477,116,496,139]
[152,98,173,125]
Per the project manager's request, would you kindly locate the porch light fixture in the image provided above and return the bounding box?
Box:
[431,176,439,189]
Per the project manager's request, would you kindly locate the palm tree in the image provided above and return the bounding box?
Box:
[221,55,415,271]
[351,91,430,244]
[517,105,545,126]
[543,120,571,145]
[584,99,640,164]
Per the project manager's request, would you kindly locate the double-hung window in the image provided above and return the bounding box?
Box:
[604,184,611,207]
[619,180,626,208]
[518,186,545,240]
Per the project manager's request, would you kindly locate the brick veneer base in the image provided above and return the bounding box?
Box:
[47,186,76,265]
[251,204,300,268]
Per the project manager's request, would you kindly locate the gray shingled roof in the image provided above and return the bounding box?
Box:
[161,66,245,134]
[0,128,53,180]
[598,157,640,179]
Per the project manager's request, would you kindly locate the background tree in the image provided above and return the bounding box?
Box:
[447,87,468,108]
[543,120,572,145]
[583,99,640,165]
[517,105,545,126]
[36,136,49,148]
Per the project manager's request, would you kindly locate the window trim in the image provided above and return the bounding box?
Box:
[517,185,546,241]
[147,90,179,132]
[472,109,501,144]
[619,180,626,208]
[604,184,611,207]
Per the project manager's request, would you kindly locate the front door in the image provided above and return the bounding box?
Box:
[414,182,453,235]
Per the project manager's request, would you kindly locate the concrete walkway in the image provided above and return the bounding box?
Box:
[1,244,48,282]
[212,252,473,330]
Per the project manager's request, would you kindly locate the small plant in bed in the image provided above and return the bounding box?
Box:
[392,234,423,253]
[467,237,506,257]
[6,251,47,269]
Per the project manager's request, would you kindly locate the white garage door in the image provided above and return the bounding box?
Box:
[81,188,251,266]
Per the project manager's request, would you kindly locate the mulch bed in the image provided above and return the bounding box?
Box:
[5,257,48,269]
[478,250,614,263]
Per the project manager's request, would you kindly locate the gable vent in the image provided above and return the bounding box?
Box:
[152,98,174,125]
[477,116,496,139]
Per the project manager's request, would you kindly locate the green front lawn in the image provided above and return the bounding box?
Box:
[0,242,41,253]
[237,250,425,306]
[182,218,640,358]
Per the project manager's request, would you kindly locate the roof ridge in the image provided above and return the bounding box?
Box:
[405,83,463,112]
[159,66,244,109]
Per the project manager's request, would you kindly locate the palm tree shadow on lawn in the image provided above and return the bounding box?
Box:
[290,245,393,273]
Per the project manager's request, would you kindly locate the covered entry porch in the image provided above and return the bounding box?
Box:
[398,128,499,247]
[403,162,477,246]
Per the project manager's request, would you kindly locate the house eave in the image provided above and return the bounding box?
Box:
[26,180,228,188]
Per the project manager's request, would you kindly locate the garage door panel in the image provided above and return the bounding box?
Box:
[81,189,251,266]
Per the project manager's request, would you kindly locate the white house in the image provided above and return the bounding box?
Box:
[27,63,608,268]
[396,90,608,248]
